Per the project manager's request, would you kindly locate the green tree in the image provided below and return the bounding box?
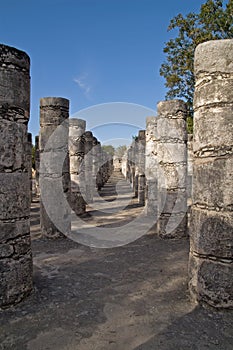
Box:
[160,0,233,133]
[114,145,127,158]
[102,145,115,156]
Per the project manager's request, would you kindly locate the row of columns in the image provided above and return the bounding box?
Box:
[0,39,232,309]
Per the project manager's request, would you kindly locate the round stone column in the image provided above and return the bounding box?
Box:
[35,135,40,196]
[0,44,33,307]
[145,117,158,216]
[157,100,187,238]
[138,130,146,205]
[69,119,86,216]
[189,39,233,308]
[39,97,70,238]
[84,131,94,204]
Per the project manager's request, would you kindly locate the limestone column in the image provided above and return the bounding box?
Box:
[157,100,187,238]
[39,97,70,238]
[0,44,33,307]
[35,135,40,196]
[96,141,102,191]
[134,137,139,198]
[189,39,233,308]
[145,117,158,216]
[69,119,86,216]
[26,133,32,202]
[84,131,94,203]
[138,130,146,205]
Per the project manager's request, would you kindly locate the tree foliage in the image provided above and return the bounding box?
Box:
[101,145,115,156]
[160,0,233,120]
[114,145,127,158]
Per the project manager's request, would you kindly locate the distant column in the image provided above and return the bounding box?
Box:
[39,97,70,238]
[0,44,33,307]
[138,130,146,205]
[84,131,94,204]
[189,39,233,308]
[157,100,187,238]
[69,119,86,216]
[26,132,32,202]
[35,135,40,196]
[145,117,158,216]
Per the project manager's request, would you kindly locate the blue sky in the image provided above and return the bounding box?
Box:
[0,0,206,146]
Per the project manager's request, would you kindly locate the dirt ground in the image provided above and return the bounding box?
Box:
[0,171,232,350]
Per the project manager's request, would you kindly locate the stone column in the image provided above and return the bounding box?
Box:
[138,130,146,205]
[35,135,40,196]
[92,137,100,194]
[96,141,102,191]
[26,133,32,202]
[134,137,139,198]
[39,97,70,239]
[0,44,33,307]
[157,100,187,238]
[189,39,233,308]
[69,119,86,216]
[145,117,158,216]
[84,131,94,204]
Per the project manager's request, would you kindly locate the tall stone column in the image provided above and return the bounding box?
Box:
[145,117,158,216]
[92,137,99,194]
[157,100,187,238]
[39,97,70,239]
[26,133,32,202]
[138,130,146,205]
[0,44,33,307]
[134,137,139,198]
[35,135,40,196]
[96,141,102,191]
[69,119,86,216]
[189,39,233,308]
[84,131,94,204]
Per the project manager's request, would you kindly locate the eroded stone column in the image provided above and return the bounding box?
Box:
[69,119,86,216]
[145,117,158,216]
[138,130,146,205]
[157,100,187,238]
[0,44,33,307]
[189,39,233,308]
[35,135,40,196]
[26,133,32,202]
[84,131,94,204]
[39,97,70,238]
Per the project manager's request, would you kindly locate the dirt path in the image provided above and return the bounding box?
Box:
[0,171,232,350]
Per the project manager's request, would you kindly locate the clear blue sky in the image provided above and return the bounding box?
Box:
[0,0,206,146]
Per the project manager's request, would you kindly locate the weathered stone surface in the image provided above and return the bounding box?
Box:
[189,254,233,308]
[69,118,86,216]
[157,214,187,239]
[0,44,30,115]
[0,44,32,308]
[0,170,30,221]
[192,156,233,210]
[190,207,233,258]
[194,39,233,75]
[157,100,187,238]
[0,119,27,171]
[194,79,233,109]
[193,106,233,154]
[157,118,187,141]
[157,143,187,164]
[40,97,70,238]
[189,39,233,308]
[0,219,30,242]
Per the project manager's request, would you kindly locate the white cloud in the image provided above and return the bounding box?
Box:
[74,73,91,97]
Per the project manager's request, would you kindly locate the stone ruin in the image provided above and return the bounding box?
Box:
[0,39,232,309]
